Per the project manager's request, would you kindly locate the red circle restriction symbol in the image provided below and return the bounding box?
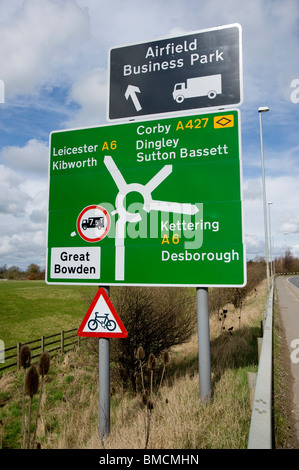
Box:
[77,205,111,243]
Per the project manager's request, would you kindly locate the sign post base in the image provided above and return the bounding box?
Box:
[196,287,212,403]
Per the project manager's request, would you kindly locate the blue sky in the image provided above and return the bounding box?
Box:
[0,0,299,270]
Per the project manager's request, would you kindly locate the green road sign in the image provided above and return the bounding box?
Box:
[47,109,246,287]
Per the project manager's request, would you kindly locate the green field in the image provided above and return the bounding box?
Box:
[0,281,98,347]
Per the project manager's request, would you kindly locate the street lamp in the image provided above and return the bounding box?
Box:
[258,106,270,292]
[268,201,273,279]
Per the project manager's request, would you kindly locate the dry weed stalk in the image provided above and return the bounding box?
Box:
[238,300,243,329]
[31,352,50,449]
[219,308,228,333]
[19,347,50,449]
[19,345,31,449]
[25,365,39,449]
[145,353,155,449]
[157,351,169,395]
[218,308,234,337]
[136,346,145,394]
[135,349,169,449]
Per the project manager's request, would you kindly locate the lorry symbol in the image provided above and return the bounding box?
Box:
[172,74,222,103]
[82,217,104,230]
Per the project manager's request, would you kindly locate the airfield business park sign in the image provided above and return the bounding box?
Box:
[46,109,246,287]
[108,23,242,120]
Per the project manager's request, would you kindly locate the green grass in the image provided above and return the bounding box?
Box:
[0,280,97,347]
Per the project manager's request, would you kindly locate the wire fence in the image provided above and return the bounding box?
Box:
[0,328,83,374]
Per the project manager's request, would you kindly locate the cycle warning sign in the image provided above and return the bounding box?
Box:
[77,288,127,338]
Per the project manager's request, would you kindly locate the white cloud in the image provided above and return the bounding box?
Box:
[0,0,90,97]
[64,67,108,128]
[1,139,49,174]
[281,222,299,234]
[0,231,46,268]
[264,146,299,177]
[0,137,49,268]
[243,171,299,259]
[0,165,31,215]
[1,0,299,269]
[243,179,262,200]
[30,209,47,224]
[244,233,267,260]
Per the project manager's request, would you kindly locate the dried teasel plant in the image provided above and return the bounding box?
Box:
[38,351,50,377]
[145,353,156,449]
[157,350,170,395]
[136,346,145,394]
[25,365,39,449]
[19,345,31,449]
[162,350,169,366]
[147,353,156,371]
[219,308,228,333]
[136,346,145,361]
[19,345,31,369]
[25,365,39,397]
[31,352,50,449]
[136,350,170,449]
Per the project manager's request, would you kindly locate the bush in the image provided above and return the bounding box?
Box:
[209,258,267,317]
[109,286,196,389]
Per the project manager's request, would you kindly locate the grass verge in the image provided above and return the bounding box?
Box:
[0,281,97,347]
[0,280,268,449]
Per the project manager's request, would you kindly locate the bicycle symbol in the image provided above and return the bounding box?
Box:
[88,312,116,332]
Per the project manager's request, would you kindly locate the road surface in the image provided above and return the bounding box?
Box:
[289,276,299,289]
[276,275,299,446]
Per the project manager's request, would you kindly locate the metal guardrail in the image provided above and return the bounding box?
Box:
[247,283,273,449]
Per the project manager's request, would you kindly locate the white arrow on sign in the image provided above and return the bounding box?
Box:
[125,85,142,112]
[104,155,200,281]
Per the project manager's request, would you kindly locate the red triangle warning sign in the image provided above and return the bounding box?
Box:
[77,288,127,338]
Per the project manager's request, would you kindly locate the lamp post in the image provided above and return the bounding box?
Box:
[268,201,273,280]
[258,106,270,293]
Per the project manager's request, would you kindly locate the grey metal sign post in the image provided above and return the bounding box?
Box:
[197,287,212,402]
[99,338,110,438]
[77,286,127,439]
[99,286,110,439]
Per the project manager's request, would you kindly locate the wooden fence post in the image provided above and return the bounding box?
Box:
[17,343,21,370]
[0,328,80,374]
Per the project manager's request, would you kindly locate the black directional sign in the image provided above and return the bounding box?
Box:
[108,23,242,121]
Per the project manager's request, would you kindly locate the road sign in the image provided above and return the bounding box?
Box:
[77,288,127,338]
[46,109,246,287]
[77,205,111,242]
[108,23,242,120]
